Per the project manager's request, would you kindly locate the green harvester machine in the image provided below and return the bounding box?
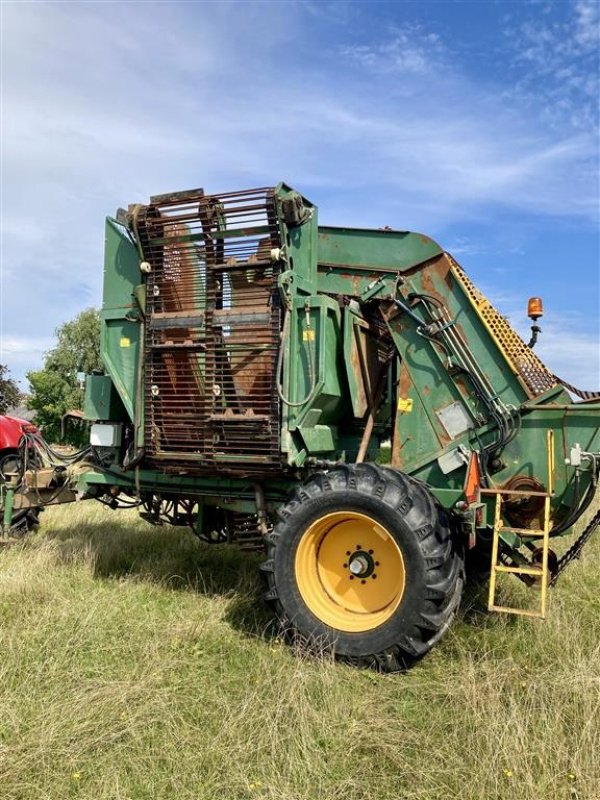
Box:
[3,184,599,670]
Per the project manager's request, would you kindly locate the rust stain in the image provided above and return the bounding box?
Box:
[454,375,470,402]
[392,364,413,468]
[440,256,454,289]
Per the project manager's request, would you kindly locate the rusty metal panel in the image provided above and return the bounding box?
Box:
[136,188,283,475]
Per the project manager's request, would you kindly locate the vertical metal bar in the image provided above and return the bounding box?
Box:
[540,495,551,619]
[2,482,15,539]
[547,429,555,496]
[487,493,502,610]
[539,430,554,618]
[356,363,389,464]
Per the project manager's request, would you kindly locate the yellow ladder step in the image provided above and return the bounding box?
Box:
[481,488,550,498]
[489,605,546,619]
[498,526,545,536]
[494,565,544,577]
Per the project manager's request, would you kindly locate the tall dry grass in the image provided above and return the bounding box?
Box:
[0,499,598,800]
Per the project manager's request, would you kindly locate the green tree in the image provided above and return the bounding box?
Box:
[27,308,101,444]
[0,364,22,414]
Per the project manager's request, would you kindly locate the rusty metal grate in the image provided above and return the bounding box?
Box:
[136,187,283,475]
[449,258,558,398]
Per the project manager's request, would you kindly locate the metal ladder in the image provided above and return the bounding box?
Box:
[485,430,555,618]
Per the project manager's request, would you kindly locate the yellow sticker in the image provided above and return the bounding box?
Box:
[120,337,131,348]
[303,329,316,342]
[397,397,413,413]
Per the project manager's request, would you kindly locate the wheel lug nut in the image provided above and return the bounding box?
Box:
[343,563,348,568]
[375,561,380,566]
[372,574,377,579]
[369,549,374,554]
[361,580,366,584]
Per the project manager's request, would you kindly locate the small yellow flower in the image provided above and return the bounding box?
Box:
[120,711,127,721]
[71,771,81,782]
[567,772,576,782]
[503,768,513,778]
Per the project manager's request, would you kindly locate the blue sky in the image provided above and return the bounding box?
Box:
[1,0,599,389]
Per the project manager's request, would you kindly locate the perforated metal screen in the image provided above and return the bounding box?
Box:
[450,259,558,397]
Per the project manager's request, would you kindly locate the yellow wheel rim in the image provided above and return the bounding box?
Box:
[295,511,406,633]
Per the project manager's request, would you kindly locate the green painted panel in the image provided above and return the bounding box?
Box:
[275,184,319,292]
[297,424,337,453]
[103,217,141,308]
[84,374,128,421]
[101,317,139,421]
[99,219,142,423]
[317,227,442,270]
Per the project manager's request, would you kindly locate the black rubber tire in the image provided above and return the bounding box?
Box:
[261,463,464,672]
[9,508,42,535]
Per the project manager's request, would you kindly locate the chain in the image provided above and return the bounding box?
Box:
[549,509,600,586]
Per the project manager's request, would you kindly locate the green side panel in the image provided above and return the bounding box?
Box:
[399,392,600,527]
[275,184,319,292]
[317,227,442,271]
[386,313,480,471]
[297,424,337,453]
[281,294,349,464]
[317,268,398,299]
[505,403,600,506]
[103,217,141,308]
[84,374,128,421]
[289,295,345,427]
[101,316,139,421]
[393,374,447,471]
[100,217,142,422]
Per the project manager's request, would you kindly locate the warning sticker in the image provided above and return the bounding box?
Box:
[397,397,413,414]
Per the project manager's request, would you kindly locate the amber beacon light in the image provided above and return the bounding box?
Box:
[527,296,544,321]
[527,297,544,348]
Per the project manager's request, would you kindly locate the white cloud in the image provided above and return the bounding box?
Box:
[0,335,54,385]
[341,23,445,75]
[533,324,600,390]
[504,0,599,131]
[0,335,53,357]
[574,0,600,48]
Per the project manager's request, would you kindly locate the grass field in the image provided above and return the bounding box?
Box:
[1,500,599,800]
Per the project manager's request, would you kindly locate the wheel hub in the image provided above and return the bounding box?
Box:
[348,550,375,577]
[294,511,406,633]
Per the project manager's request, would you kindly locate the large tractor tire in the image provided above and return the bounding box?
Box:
[261,463,464,672]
